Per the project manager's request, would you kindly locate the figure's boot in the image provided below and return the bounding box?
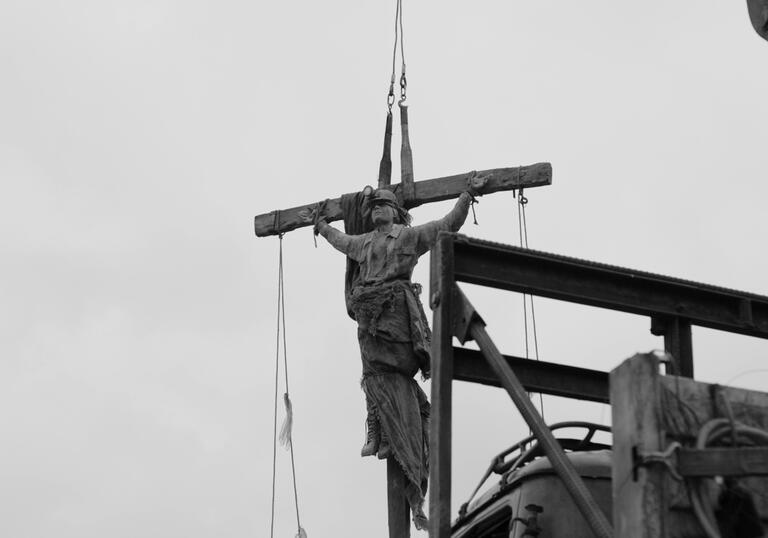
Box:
[360,411,380,457]
[377,425,392,460]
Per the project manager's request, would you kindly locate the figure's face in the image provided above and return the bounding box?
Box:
[371,203,395,227]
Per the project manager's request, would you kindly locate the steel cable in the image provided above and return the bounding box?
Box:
[516,191,545,419]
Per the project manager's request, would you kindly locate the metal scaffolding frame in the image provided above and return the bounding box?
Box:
[427,232,768,537]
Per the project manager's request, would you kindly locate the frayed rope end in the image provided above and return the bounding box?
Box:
[279,393,293,449]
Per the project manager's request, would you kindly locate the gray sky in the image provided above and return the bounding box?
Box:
[1,1,767,536]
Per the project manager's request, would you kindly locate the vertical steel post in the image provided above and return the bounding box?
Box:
[429,232,455,537]
[651,316,694,378]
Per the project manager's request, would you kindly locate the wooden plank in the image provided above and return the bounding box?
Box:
[387,458,410,537]
[253,163,552,237]
[611,353,768,537]
[429,233,455,538]
[610,353,667,538]
[678,447,768,477]
[658,374,768,527]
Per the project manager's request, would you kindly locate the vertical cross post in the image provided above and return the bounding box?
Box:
[429,232,455,537]
[387,458,410,537]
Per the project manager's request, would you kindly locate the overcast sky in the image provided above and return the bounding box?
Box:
[1,1,767,536]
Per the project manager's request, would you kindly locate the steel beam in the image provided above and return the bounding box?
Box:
[451,235,768,340]
[452,347,609,403]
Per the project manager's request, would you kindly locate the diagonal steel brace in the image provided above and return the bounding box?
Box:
[451,285,614,538]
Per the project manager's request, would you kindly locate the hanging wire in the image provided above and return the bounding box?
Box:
[270,237,283,538]
[516,190,545,419]
[519,193,541,362]
[270,235,305,538]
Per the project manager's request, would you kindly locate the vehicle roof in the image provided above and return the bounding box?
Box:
[458,449,612,525]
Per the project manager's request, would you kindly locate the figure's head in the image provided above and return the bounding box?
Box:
[369,189,399,227]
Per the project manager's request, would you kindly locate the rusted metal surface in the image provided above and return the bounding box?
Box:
[253,163,551,237]
[452,347,609,403]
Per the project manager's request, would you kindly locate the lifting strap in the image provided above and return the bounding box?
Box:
[399,101,415,204]
[377,110,393,188]
[377,0,415,207]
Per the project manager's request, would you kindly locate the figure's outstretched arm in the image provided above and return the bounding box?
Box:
[414,191,473,255]
[298,205,365,260]
[315,221,357,257]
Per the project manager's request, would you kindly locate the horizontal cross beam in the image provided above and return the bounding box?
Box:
[452,347,609,403]
[253,163,551,237]
[450,235,768,340]
[678,447,768,477]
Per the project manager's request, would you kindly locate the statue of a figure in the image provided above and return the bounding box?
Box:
[302,188,474,529]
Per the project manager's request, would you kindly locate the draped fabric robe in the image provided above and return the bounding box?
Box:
[317,192,472,516]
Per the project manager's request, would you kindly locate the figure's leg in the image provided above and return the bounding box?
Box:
[377,425,392,460]
[360,396,380,457]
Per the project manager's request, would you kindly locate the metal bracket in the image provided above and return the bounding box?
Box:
[512,504,543,537]
[633,442,683,481]
[634,442,768,481]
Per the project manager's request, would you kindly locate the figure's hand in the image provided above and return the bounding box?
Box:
[298,207,317,224]
[467,171,488,197]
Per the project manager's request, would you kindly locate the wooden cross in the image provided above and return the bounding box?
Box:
[254,164,551,237]
[253,162,552,535]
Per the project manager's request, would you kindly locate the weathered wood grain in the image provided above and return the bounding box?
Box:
[428,233,456,538]
[253,162,552,237]
[611,353,768,537]
[387,458,410,537]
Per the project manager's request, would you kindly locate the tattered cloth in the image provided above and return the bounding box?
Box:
[349,280,432,379]
[350,280,432,512]
[340,190,373,319]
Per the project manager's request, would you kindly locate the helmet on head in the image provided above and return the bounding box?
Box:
[368,188,411,226]
[369,189,399,207]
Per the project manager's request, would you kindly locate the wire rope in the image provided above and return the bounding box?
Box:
[516,191,545,419]
[269,235,305,538]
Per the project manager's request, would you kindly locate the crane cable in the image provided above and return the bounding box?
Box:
[516,190,545,419]
[387,0,407,110]
[269,232,307,538]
